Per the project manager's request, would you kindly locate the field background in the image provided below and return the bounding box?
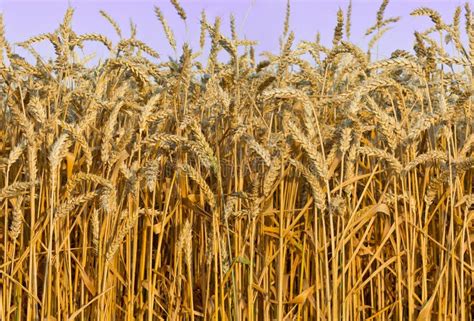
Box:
[0,0,473,320]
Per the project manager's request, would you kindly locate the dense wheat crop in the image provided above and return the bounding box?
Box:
[0,0,473,320]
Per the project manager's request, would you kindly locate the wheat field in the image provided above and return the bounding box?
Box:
[0,0,473,320]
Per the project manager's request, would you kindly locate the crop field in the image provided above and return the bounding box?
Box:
[0,0,473,320]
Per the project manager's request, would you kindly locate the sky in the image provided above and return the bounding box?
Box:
[0,0,469,63]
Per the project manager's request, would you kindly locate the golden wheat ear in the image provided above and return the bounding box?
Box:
[0,1,472,319]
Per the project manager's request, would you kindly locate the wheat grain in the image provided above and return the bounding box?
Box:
[100,10,122,38]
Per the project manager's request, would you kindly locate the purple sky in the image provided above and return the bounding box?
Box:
[0,0,468,63]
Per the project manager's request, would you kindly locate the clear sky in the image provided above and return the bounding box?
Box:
[0,0,468,63]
